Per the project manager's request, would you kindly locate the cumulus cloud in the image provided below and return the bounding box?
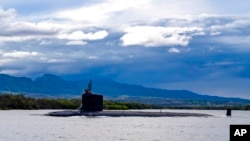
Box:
[0,7,109,45]
[212,36,250,46]
[0,8,61,42]
[54,0,151,25]
[58,30,108,41]
[58,30,108,46]
[2,51,38,58]
[66,40,87,46]
[0,49,81,76]
[52,0,215,31]
[120,26,203,47]
[0,58,14,66]
[168,48,180,53]
[0,7,16,19]
[1,1,249,48]
[1,0,250,99]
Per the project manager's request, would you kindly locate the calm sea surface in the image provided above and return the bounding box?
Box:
[0,110,249,141]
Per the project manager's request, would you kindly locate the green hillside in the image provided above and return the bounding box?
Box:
[0,74,250,107]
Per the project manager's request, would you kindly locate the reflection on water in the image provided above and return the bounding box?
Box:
[0,110,249,141]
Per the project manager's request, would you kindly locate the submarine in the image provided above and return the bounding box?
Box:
[78,80,103,112]
[46,81,211,117]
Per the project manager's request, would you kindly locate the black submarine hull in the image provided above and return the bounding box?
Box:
[46,110,211,117]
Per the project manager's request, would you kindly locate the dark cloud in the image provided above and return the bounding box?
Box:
[0,1,250,99]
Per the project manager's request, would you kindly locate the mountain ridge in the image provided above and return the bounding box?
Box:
[0,74,249,105]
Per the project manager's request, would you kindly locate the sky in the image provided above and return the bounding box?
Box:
[0,0,250,99]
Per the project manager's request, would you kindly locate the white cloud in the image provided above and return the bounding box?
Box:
[0,58,14,66]
[2,51,38,58]
[0,7,16,19]
[0,8,60,43]
[210,18,250,33]
[52,0,214,30]
[168,48,180,53]
[0,36,34,43]
[0,7,109,45]
[39,58,74,63]
[0,69,19,75]
[1,1,249,48]
[54,0,151,25]
[213,36,250,46]
[66,40,87,46]
[59,30,108,46]
[58,30,108,41]
[1,0,250,99]
[120,26,203,47]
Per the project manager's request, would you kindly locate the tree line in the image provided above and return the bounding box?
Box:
[0,94,160,110]
[0,94,249,110]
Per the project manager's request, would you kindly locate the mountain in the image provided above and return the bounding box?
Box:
[0,74,85,97]
[0,74,249,105]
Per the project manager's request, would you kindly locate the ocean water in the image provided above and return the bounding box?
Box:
[0,110,249,141]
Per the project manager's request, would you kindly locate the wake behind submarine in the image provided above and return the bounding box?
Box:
[46,81,211,117]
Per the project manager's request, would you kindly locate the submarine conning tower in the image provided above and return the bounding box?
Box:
[78,80,103,112]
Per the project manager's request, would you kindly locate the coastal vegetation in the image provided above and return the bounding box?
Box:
[0,94,160,110]
[0,94,250,110]
[103,100,161,110]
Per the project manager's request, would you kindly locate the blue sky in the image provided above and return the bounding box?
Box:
[0,0,250,99]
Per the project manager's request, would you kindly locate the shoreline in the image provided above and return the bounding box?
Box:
[46,110,212,117]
